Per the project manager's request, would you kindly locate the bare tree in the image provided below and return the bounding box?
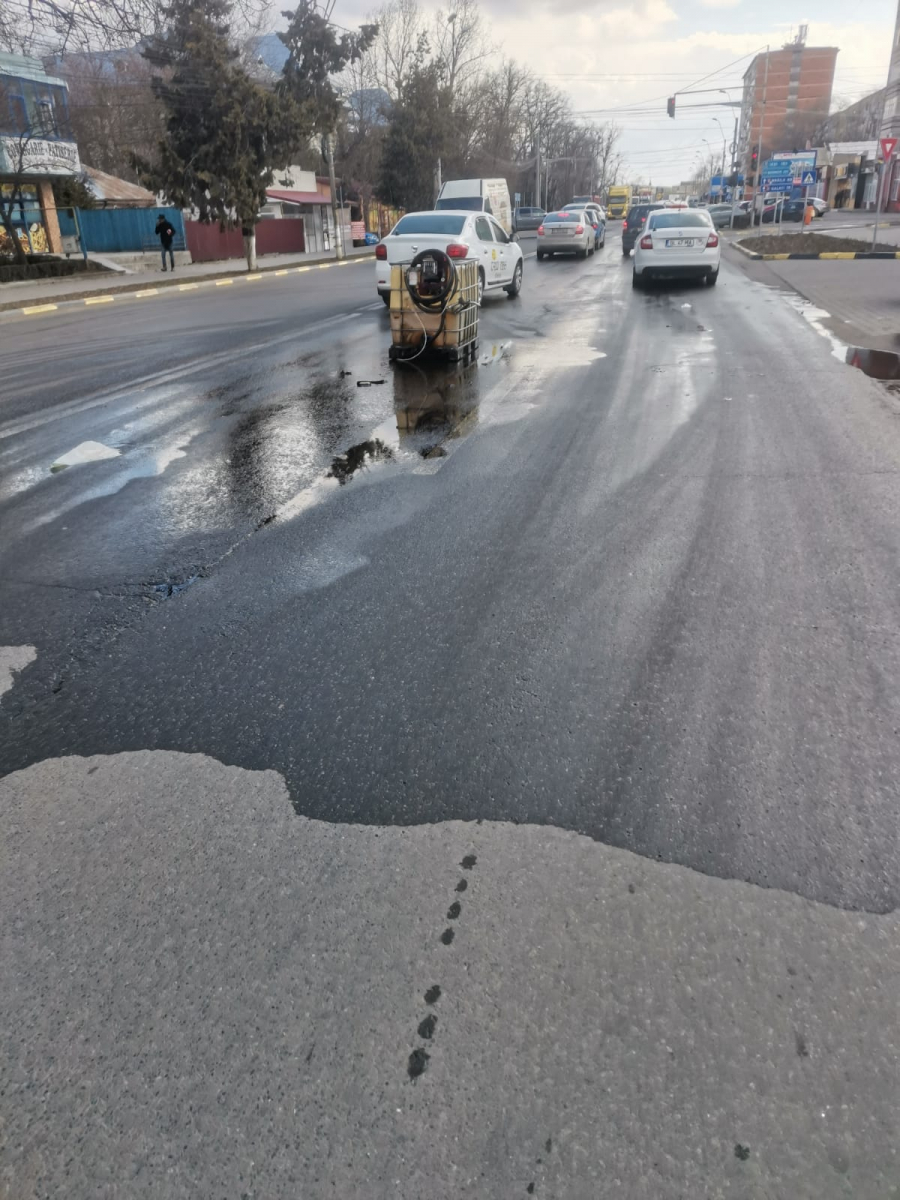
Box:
[52,50,162,180]
[0,0,273,55]
[369,0,425,99]
[432,0,489,99]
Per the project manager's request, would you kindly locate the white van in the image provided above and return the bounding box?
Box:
[435,179,513,237]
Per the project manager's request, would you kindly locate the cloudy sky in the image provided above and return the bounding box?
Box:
[336,0,897,184]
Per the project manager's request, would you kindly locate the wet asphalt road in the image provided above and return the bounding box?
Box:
[3,230,900,1197]
[2,230,900,913]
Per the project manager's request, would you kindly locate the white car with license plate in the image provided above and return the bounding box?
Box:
[536,210,595,260]
[375,210,524,306]
[632,209,720,288]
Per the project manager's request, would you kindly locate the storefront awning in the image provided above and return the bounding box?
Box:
[266,189,330,205]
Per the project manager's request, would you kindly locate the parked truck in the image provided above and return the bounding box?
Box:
[606,185,632,219]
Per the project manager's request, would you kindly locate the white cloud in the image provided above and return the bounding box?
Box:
[697,0,742,8]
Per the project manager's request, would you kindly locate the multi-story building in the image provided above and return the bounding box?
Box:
[737,32,838,197]
[0,52,81,257]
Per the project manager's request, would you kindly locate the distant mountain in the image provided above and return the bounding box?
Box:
[248,33,289,73]
[348,87,392,127]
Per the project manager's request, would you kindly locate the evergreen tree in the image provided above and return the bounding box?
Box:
[378,63,451,211]
[135,0,304,268]
[278,0,377,136]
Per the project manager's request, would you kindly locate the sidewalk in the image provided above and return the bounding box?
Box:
[724,239,900,354]
[764,258,900,351]
[0,244,375,310]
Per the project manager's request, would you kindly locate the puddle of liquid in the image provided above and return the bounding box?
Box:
[845,345,900,380]
[327,438,394,484]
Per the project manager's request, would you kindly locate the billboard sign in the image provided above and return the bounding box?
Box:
[0,136,81,177]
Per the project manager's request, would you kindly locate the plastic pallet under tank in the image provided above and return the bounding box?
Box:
[388,258,479,363]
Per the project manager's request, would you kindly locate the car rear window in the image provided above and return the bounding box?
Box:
[544,212,583,223]
[434,197,483,212]
[626,205,665,227]
[648,212,711,229]
[392,214,468,235]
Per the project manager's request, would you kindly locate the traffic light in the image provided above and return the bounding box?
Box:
[666,96,676,119]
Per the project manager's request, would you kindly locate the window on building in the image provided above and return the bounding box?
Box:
[4,91,28,135]
[36,98,58,137]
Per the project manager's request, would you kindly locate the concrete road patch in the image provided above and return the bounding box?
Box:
[1,751,897,1199]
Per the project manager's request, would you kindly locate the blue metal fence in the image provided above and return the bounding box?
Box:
[57,207,186,252]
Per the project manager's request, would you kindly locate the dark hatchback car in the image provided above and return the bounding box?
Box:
[622,202,670,255]
[780,199,809,222]
[513,206,545,232]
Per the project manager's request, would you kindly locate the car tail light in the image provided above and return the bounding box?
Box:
[446,242,469,258]
[622,219,627,229]
[592,223,598,230]
[575,224,584,234]
[537,225,545,236]
[706,232,719,247]
[375,243,387,260]
[639,234,653,250]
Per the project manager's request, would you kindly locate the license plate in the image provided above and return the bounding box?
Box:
[665,238,694,247]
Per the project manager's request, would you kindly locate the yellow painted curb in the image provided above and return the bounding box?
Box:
[275,269,289,276]
[762,253,790,260]
[22,303,58,314]
[318,263,331,270]
[85,295,115,305]
[297,267,311,273]
[819,252,855,260]
[136,289,158,297]
[246,273,262,281]
[216,278,234,286]
[179,284,198,291]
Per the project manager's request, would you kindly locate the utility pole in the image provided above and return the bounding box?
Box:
[326,132,343,261]
[729,115,739,228]
[535,140,541,210]
[433,157,442,206]
[873,159,885,251]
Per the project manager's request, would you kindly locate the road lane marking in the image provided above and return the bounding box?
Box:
[136,289,159,298]
[216,278,234,286]
[179,284,199,291]
[84,295,114,305]
[22,304,58,315]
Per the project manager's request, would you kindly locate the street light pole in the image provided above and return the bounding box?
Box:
[712,118,727,201]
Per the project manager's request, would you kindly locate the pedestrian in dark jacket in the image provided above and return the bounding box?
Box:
[155,213,175,271]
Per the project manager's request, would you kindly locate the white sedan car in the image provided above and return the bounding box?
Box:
[375,210,524,306]
[632,208,720,288]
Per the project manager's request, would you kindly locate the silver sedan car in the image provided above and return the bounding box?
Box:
[536,210,594,260]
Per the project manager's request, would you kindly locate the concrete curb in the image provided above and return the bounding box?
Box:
[733,239,900,262]
[0,255,375,321]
